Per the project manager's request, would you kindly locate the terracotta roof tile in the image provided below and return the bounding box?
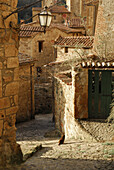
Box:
[18,53,34,64]
[54,36,94,48]
[19,23,85,37]
[19,25,44,37]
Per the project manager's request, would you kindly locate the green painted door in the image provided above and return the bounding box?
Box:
[88,70,114,119]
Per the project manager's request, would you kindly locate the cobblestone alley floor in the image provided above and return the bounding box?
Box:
[15,114,114,170]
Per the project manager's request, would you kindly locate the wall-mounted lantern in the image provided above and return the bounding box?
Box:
[38,6,52,33]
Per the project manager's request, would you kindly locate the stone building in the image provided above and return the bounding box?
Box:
[36,1,99,35]
[16,53,35,123]
[93,0,114,59]
[51,36,94,132]
[19,23,85,114]
[45,0,114,140]
[32,4,71,24]
[46,35,113,140]
[0,0,22,167]
[54,35,94,62]
[65,0,99,35]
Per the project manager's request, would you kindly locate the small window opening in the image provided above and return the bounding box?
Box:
[65,47,68,53]
[54,15,56,20]
[37,67,42,77]
[39,41,43,53]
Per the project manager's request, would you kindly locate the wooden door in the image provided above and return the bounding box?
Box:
[88,70,114,119]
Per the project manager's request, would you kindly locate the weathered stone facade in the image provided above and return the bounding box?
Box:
[51,0,114,141]
[0,0,23,167]
[46,35,94,139]
[32,6,70,24]
[16,54,35,123]
[54,67,94,140]
[93,0,114,59]
[66,0,99,35]
[53,61,113,140]
[19,24,84,114]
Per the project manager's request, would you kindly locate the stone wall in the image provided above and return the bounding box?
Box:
[56,46,92,62]
[74,68,88,119]
[54,68,94,141]
[0,0,22,167]
[54,74,73,133]
[19,37,32,57]
[93,0,114,59]
[66,0,99,36]
[19,27,75,114]
[16,63,35,123]
[32,8,70,24]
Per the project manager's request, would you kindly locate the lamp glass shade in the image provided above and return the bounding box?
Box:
[39,11,52,27]
[47,12,52,27]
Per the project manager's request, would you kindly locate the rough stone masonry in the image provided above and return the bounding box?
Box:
[0,0,23,167]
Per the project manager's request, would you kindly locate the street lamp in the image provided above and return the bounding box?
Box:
[38,6,52,33]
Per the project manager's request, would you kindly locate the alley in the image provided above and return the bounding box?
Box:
[15,114,114,170]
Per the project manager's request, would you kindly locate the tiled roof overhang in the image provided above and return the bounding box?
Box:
[54,36,94,48]
[81,61,114,68]
[19,25,44,37]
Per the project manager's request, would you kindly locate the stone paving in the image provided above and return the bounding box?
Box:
[14,114,114,170]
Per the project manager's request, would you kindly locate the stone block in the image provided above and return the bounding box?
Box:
[14,68,19,80]
[6,106,18,115]
[0,110,5,119]
[0,48,4,57]
[3,75,13,83]
[0,62,3,69]
[5,82,19,96]
[0,70,2,97]
[0,15,4,28]
[4,115,16,130]
[11,30,18,43]
[0,120,3,137]
[7,57,19,68]
[0,97,10,109]
[11,0,18,8]
[14,95,18,106]
[5,44,16,57]
[2,11,17,28]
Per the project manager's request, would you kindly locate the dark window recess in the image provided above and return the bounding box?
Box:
[54,15,56,20]
[37,67,42,77]
[39,41,43,52]
[65,47,68,53]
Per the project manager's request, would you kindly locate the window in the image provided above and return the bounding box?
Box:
[38,41,43,53]
[54,15,56,20]
[65,47,68,53]
[36,67,42,77]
